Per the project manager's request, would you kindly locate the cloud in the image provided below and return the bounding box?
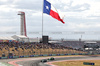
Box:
[67,3,90,12]
[0,0,100,39]
[50,0,90,12]
[0,0,14,5]
[13,0,42,11]
[64,2,90,12]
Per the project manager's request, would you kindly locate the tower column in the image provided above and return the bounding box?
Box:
[18,11,27,36]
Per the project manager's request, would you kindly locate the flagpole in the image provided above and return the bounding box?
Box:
[42,0,44,36]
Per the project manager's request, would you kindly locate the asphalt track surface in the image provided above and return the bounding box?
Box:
[0,56,100,66]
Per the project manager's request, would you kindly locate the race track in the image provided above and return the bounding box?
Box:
[0,56,100,66]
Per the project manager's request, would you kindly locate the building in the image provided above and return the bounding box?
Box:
[12,35,29,42]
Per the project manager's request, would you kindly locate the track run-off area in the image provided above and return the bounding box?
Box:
[0,55,100,66]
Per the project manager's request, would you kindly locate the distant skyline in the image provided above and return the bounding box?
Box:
[0,0,100,40]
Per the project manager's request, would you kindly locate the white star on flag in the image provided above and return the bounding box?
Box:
[46,6,49,10]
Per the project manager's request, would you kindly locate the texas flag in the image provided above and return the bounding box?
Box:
[43,0,65,24]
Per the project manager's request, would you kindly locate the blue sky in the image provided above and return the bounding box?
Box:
[0,0,100,40]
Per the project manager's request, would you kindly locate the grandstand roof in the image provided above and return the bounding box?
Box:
[12,35,28,39]
[84,41,97,44]
[49,40,62,43]
[0,37,15,40]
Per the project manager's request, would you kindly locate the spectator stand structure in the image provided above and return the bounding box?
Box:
[0,40,91,59]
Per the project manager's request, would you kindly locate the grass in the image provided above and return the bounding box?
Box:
[53,60,100,66]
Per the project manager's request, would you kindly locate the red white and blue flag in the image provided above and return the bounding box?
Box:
[43,0,65,24]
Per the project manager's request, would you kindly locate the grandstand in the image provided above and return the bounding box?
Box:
[0,35,100,58]
[0,40,87,57]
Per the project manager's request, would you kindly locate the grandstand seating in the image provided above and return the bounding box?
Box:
[0,41,88,57]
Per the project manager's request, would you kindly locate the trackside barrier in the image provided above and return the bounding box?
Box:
[9,56,13,59]
[43,54,48,56]
[94,53,97,55]
[68,54,71,55]
[39,55,43,56]
[82,53,85,55]
[52,54,56,56]
[85,53,88,55]
[24,55,29,58]
[0,53,100,59]
[65,54,68,55]
[34,55,39,57]
[72,54,75,55]
[79,53,82,55]
[1,57,8,59]
[19,56,24,58]
[13,56,19,58]
[60,54,64,56]
[57,54,60,56]
[75,53,79,55]
[30,55,34,57]
[49,54,52,56]
[88,54,92,55]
